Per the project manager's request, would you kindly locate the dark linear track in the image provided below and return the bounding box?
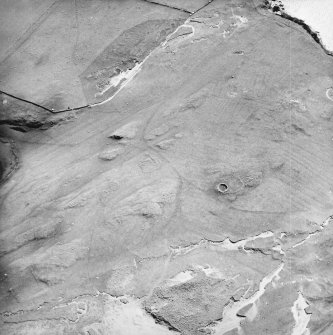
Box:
[0,90,92,114]
[0,90,53,112]
[141,0,215,16]
[0,0,217,117]
[140,0,192,14]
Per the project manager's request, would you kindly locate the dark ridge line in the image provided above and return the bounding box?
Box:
[145,309,181,333]
[279,11,333,57]
[0,137,19,185]
[168,30,193,41]
[257,1,333,57]
[140,0,193,14]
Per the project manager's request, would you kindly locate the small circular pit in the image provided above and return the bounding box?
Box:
[216,183,229,193]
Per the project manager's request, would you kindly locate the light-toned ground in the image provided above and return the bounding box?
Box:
[0,0,187,109]
[281,0,333,53]
[0,0,333,334]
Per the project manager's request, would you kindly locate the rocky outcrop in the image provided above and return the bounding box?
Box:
[0,93,51,128]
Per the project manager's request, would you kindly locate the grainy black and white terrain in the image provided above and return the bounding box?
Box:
[0,0,333,334]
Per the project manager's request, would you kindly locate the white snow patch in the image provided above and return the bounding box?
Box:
[205,263,284,334]
[272,244,285,255]
[292,215,332,249]
[291,292,311,335]
[326,88,333,102]
[95,62,142,98]
[280,0,333,52]
[194,265,226,279]
[167,270,195,286]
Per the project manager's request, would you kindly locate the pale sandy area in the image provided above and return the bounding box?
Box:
[281,0,333,52]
